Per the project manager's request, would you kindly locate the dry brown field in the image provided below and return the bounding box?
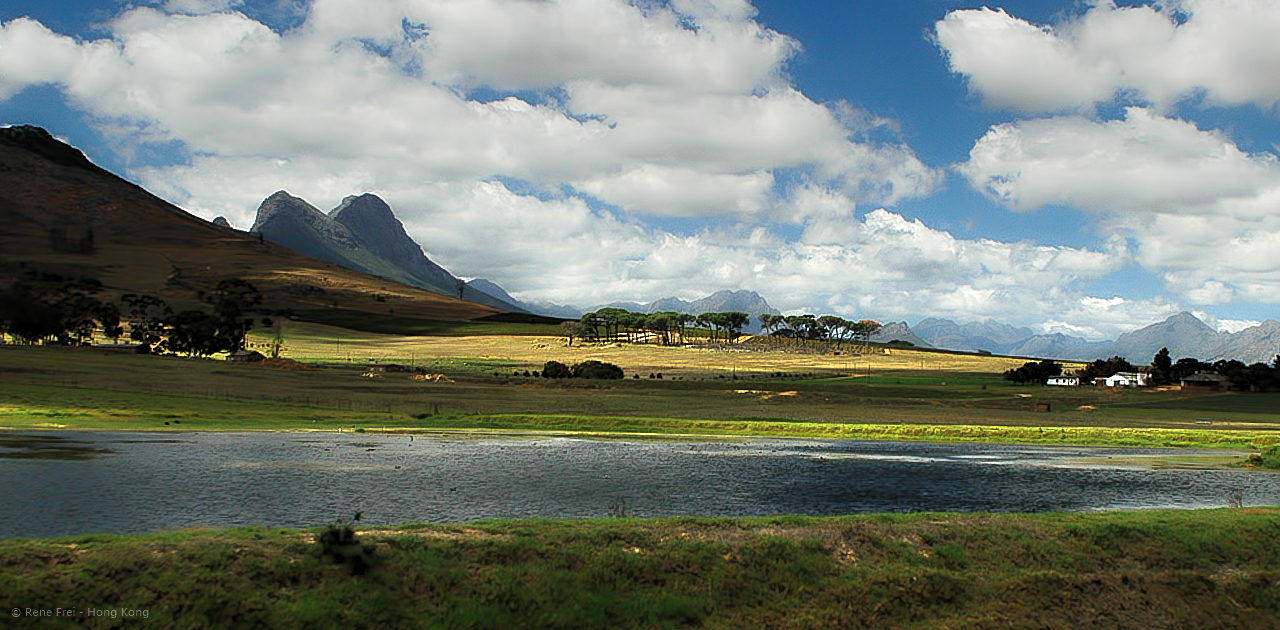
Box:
[263,321,1045,379]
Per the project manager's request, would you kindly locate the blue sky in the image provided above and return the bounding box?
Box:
[2,0,1278,338]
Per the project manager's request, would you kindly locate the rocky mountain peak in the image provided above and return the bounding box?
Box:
[329,193,411,255]
[330,193,395,224]
[252,190,315,225]
[464,278,530,313]
[689,290,780,316]
[326,193,461,294]
[250,191,359,249]
[1168,311,1216,332]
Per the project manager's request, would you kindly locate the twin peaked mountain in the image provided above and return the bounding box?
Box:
[0,125,502,324]
[247,192,788,323]
[247,191,786,324]
[248,192,526,313]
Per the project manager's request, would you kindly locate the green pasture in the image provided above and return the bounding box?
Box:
[1,343,1278,452]
[3,509,1279,629]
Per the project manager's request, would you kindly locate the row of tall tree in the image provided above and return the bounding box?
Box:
[0,272,267,357]
[0,273,124,345]
[561,308,884,349]
[757,314,882,350]
[1146,348,1280,391]
[564,308,752,346]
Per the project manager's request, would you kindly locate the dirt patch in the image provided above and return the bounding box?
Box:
[410,373,454,383]
[760,391,799,400]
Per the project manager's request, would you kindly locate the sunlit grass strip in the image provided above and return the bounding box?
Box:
[419,414,1280,449]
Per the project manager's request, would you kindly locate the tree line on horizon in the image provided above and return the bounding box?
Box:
[1005,347,1280,391]
[561,308,752,346]
[0,272,269,357]
[560,307,882,350]
[757,314,883,350]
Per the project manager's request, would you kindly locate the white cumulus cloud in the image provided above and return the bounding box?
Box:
[960,107,1280,304]
[936,0,1280,113]
[0,1,1173,337]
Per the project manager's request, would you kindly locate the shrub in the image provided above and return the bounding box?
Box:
[541,361,571,379]
[317,512,376,576]
[572,360,624,380]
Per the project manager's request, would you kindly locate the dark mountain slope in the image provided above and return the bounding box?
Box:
[0,125,499,324]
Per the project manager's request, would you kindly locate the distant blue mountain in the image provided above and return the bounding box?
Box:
[905,312,1280,363]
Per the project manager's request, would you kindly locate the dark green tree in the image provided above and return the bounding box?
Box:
[857,319,882,347]
[1003,359,1063,385]
[97,302,123,342]
[644,312,681,345]
[1079,356,1135,383]
[722,312,750,340]
[165,310,225,357]
[1171,357,1208,382]
[1151,347,1173,385]
[122,294,172,353]
[785,314,820,340]
[0,273,110,344]
[205,279,263,352]
[56,291,110,345]
[758,313,780,337]
[0,279,64,343]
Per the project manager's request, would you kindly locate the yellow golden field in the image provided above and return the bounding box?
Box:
[255,320,1060,378]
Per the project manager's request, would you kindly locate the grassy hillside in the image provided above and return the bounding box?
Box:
[3,509,1279,629]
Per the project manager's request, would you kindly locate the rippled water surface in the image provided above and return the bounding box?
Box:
[3,431,1278,539]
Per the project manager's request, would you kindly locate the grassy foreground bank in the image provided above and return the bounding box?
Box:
[4,509,1280,629]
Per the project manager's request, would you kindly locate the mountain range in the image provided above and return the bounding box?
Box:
[894,312,1280,365]
[244,188,1276,362]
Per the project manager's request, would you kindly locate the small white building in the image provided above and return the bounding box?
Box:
[1047,376,1080,386]
[1104,372,1150,388]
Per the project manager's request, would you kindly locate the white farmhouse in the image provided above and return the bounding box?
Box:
[1104,372,1150,388]
[1047,376,1080,386]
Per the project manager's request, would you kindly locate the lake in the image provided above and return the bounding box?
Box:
[3,431,1277,539]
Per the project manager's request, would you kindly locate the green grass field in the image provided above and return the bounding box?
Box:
[3,509,1278,629]
[2,339,1278,452]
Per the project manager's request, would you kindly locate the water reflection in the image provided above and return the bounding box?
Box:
[1,431,1276,539]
